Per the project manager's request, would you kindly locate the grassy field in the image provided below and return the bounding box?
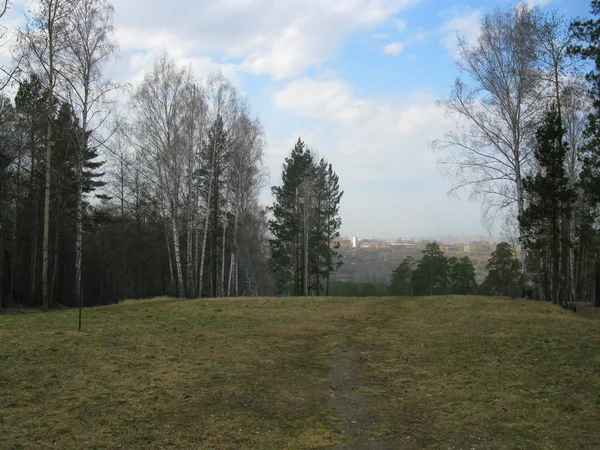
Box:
[1,296,600,449]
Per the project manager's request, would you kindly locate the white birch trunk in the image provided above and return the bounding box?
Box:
[220,187,231,297]
[227,211,238,297]
[198,180,212,298]
[171,208,185,298]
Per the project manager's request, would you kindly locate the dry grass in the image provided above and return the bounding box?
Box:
[1,296,600,449]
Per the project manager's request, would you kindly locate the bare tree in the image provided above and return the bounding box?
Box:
[62,0,117,327]
[131,53,188,297]
[434,5,544,230]
[19,0,76,311]
[226,111,266,296]
[198,73,236,298]
[0,0,18,91]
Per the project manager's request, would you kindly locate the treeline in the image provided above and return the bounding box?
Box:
[436,1,600,307]
[388,242,521,297]
[0,0,274,310]
[268,138,344,296]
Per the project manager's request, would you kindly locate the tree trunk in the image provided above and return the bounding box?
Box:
[186,213,194,297]
[227,211,238,297]
[42,88,53,312]
[552,217,560,305]
[171,212,185,298]
[41,3,57,312]
[220,188,231,297]
[303,195,309,296]
[165,219,175,296]
[0,176,3,309]
[595,255,600,307]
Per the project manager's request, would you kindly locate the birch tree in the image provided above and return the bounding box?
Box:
[131,53,187,297]
[62,0,116,325]
[434,4,543,229]
[19,0,75,311]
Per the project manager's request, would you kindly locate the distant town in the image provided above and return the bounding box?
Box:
[332,237,503,285]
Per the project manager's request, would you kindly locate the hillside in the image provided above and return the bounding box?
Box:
[2,296,600,448]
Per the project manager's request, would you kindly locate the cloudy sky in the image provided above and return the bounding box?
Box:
[4,0,592,239]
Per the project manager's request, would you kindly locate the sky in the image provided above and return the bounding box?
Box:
[2,0,593,239]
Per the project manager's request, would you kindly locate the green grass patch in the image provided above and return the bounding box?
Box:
[1,295,600,448]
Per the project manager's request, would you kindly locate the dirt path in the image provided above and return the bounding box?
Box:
[329,334,392,449]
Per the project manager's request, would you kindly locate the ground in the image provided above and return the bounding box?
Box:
[1,296,600,448]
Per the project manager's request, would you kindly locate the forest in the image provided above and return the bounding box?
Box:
[3,0,600,310]
[0,0,283,310]
[433,1,600,308]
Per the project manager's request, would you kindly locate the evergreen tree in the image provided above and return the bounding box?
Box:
[390,256,414,296]
[519,105,575,305]
[448,256,477,295]
[482,242,522,297]
[269,138,313,294]
[323,161,343,295]
[268,138,343,296]
[571,1,600,306]
[413,243,448,295]
[361,282,377,297]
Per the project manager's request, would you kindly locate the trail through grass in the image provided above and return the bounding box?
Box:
[1,296,600,448]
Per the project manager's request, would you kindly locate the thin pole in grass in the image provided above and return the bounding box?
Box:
[79,290,82,332]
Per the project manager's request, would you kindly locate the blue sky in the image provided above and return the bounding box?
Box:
[4,0,593,239]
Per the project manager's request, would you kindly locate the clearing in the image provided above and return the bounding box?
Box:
[1,296,600,448]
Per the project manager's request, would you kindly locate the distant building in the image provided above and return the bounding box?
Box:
[352,237,358,248]
[333,238,352,248]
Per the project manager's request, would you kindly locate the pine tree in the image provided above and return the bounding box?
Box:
[571,1,600,306]
[390,256,415,296]
[269,138,343,296]
[413,243,448,296]
[323,161,343,296]
[269,138,313,294]
[483,242,522,297]
[448,256,477,295]
[519,105,575,305]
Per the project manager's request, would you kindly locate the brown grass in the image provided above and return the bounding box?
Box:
[1,296,600,449]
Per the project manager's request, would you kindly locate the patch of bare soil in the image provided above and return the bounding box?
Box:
[329,334,392,450]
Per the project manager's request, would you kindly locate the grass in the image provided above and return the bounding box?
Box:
[1,296,600,449]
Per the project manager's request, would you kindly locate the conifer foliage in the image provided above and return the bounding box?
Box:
[519,106,575,305]
[268,138,343,296]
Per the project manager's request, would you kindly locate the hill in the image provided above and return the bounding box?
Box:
[1,296,600,448]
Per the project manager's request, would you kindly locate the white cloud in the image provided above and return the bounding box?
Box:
[270,75,486,237]
[522,0,552,7]
[272,76,451,181]
[109,0,423,80]
[396,19,407,31]
[383,42,405,56]
[439,7,482,58]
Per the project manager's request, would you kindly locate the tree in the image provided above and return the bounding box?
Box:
[390,256,414,296]
[62,0,117,328]
[130,53,189,297]
[482,242,522,297]
[269,138,313,295]
[361,282,377,297]
[448,256,477,295]
[340,282,360,297]
[20,0,76,311]
[413,243,448,296]
[519,105,575,305]
[0,95,15,309]
[571,0,600,306]
[269,138,343,296]
[322,161,343,295]
[0,0,20,92]
[435,4,543,229]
